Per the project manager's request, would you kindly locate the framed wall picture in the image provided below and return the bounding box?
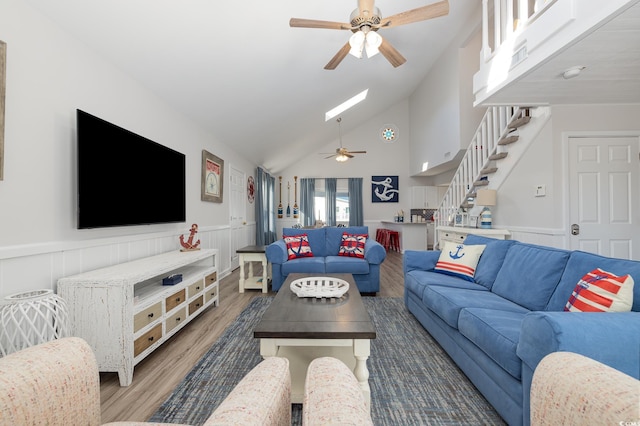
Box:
[371,176,399,203]
[0,40,6,181]
[201,150,224,203]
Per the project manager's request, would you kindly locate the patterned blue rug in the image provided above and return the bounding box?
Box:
[150,297,505,425]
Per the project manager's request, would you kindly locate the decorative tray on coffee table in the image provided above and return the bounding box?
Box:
[290,276,349,298]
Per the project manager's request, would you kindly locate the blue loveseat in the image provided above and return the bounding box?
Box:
[266,226,386,293]
[404,235,640,426]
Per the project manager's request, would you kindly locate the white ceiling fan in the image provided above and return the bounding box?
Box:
[290,0,449,70]
[322,118,366,162]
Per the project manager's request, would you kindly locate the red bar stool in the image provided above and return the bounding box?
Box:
[387,230,400,252]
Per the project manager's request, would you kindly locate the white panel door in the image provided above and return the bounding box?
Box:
[229,166,246,270]
[569,136,640,260]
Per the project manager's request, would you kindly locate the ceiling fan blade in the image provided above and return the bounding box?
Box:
[324,154,337,159]
[380,0,449,28]
[289,18,351,30]
[345,153,354,158]
[324,42,351,70]
[358,0,376,19]
[347,151,367,154]
[379,38,407,68]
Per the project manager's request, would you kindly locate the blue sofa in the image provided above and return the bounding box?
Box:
[404,235,640,426]
[266,226,386,293]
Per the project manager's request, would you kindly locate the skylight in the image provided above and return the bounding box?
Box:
[325,89,368,121]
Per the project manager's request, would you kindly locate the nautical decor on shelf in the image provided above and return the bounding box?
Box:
[179,223,201,251]
[371,176,399,203]
[476,189,497,229]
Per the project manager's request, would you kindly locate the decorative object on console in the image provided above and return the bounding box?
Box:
[564,268,634,312]
[247,176,255,203]
[179,223,201,251]
[338,233,367,258]
[293,176,299,218]
[283,234,314,260]
[201,150,224,203]
[162,274,183,286]
[469,215,478,228]
[434,241,486,282]
[0,40,5,181]
[476,189,496,229]
[371,176,399,203]
[0,289,69,356]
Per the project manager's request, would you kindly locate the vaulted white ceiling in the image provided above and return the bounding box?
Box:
[24,0,479,173]
[24,0,640,174]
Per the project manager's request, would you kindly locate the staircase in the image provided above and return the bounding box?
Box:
[434,105,551,233]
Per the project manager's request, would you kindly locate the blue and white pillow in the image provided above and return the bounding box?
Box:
[434,241,486,282]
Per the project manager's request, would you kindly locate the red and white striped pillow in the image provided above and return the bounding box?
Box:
[564,268,634,312]
[283,234,314,260]
[338,233,367,258]
[434,241,486,282]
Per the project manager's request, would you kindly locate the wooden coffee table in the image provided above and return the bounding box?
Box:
[253,273,376,407]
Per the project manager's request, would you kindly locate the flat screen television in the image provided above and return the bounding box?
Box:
[77,109,186,229]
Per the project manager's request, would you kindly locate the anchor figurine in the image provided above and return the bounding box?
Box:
[180,223,201,252]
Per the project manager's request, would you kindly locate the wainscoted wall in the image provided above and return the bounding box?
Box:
[0,223,256,299]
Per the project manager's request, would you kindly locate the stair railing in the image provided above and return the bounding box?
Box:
[435,106,526,228]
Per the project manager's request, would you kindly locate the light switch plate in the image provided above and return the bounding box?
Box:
[535,184,546,197]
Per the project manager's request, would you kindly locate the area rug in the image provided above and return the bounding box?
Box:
[149,297,505,425]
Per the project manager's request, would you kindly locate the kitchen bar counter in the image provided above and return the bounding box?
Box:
[379,221,434,251]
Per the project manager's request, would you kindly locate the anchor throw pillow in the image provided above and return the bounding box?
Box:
[564,268,634,312]
[283,234,314,260]
[434,241,486,282]
[338,233,367,258]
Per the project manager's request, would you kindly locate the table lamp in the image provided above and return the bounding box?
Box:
[476,189,497,229]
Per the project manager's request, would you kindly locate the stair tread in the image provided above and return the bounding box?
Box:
[498,135,519,145]
[481,167,498,175]
[489,152,508,160]
[473,180,490,186]
[508,115,532,129]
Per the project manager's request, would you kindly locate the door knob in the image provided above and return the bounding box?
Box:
[571,224,580,236]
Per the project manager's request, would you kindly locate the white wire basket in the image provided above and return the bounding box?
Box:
[290,276,349,298]
[0,289,70,357]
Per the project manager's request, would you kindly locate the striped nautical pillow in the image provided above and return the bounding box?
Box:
[564,268,634,312]
[434,241,486,282]
[338,233,367,258]
[283,234,314,260]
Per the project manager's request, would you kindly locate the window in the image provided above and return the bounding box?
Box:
[314,179,350,225]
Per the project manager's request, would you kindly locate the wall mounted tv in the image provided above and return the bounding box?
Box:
[77,109,186,229]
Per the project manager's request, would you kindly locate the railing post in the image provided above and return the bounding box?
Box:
[517,0,529,30]
[493,0,501,49]
[506,0,514,38]
[481,0,491,60]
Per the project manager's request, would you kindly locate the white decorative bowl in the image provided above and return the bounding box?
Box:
[290,276,350,299]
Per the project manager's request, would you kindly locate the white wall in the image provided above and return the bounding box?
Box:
[277,100,433,224]
[0,1,257,297]
[408,3,484,176]
[495,103,640,246]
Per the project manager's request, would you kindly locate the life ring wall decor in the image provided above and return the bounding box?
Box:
[247,176,255,203]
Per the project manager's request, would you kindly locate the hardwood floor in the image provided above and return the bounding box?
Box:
[100,250,405,423]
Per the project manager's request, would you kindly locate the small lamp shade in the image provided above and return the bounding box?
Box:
[476,189,497,206]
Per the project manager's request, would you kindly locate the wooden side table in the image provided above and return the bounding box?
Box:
[237,245,269,293]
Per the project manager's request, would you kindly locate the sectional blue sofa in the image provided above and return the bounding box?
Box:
[266,226,386,293]
[404,235,640,426]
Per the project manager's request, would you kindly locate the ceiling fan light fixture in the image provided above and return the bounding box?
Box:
[336,154,349,162]
[348,31,365,58]
[365,31,382,58]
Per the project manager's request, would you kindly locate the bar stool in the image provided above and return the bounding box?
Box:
[387,231,400,252]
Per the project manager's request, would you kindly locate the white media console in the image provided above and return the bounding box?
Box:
[58,249,219,386]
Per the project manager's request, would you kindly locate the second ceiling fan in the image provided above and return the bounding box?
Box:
[290,0,449,70]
